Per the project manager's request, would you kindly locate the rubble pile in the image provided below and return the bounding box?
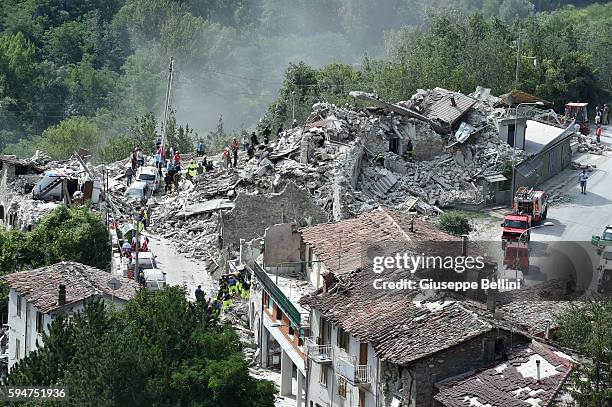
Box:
[576,134,609,154]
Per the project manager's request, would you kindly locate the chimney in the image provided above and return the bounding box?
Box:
[536,359,541,382]
[58,284,66,306]
[544,319,551,340]
[450,95,457,107]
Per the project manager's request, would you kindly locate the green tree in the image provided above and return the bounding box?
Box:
[556,302,612,406]
[29,205,110,269]
[8,288,277,407]
[438,211,473,236]
[39,117,102,160]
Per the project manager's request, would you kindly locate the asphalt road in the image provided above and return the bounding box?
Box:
[523,124,612,294]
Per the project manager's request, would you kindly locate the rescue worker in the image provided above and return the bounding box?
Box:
[136,146,144,167]
[250,131,259,146]
[375,152,385,167]
[172,170,181,194]
[241,280,251,300]
[231,138,239,168]
[222,291,232,311]
[173,150,181,171]
[125,165,135,185]
[292,119,298,128]
[223,147,231,169]
[195,285,204,301]
[247,144,255,159]
[197,141,205,157]
[228,274,238,295]
[262,125,271,144]
[187,160,197,180]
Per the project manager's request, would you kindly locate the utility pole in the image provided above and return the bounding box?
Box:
[134,214,140,286]
[160,57,175,153]
[515,31,521,87]
[291,91,296,122]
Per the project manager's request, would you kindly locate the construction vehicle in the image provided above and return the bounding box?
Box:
[564,102,589,135]
[501,187,548,246]
[592,225,612,254]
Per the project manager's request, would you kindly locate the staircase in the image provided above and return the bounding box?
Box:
[33,177,62,199]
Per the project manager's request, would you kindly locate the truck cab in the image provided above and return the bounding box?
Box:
[592,225,612,254]
[501,214,531,247]
[597,246,612,295]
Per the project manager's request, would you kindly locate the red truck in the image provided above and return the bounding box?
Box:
[501,187,549,247]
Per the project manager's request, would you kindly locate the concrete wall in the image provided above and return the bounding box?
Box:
[382,330,526,407]
[0,163,15,228]
[513,137,572,195]
[497,118,527,149]
[222,182,329,249]
[264,223,302,271]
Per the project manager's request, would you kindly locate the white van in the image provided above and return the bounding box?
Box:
[137,166,160,192]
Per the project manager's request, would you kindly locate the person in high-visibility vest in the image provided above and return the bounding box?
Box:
[241,281,250,300]
[228,274,238,295]
[187,160,197,179]
[222,291,232,311]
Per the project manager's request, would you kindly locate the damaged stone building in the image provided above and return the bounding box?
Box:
[240,203,577,407]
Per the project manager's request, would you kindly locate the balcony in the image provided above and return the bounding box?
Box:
[305,338,333,364]
[335,355,372,386]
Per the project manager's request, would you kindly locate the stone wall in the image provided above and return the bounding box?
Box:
[222,182,329,249]
[382,331,527,407]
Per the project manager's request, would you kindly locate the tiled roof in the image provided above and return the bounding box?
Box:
[435,340,573,407]
[423,90,477,127]
[2,262,139,313]
[301,269,495,365]
[300,207,457,275]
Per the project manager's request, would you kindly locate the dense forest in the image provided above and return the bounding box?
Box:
[0,0,609,160]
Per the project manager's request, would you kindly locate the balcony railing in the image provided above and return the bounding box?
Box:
[336,355,372,385]
[305,338,333,364]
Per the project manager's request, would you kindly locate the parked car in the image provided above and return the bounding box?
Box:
[126,180,149,200]
[130,251,167,291]
[137,166,160,192]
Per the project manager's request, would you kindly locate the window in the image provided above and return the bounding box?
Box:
[15,338,20,360]
[16,295,22,317]
[337,327,350,351]
[338,376,348,398]
[319,365,328,387]
[36,311,44,334]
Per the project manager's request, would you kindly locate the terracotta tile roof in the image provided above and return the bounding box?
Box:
[301,269,496,365]
[2,261,139,313]
[300,207,457,275]
[435,340,574,407]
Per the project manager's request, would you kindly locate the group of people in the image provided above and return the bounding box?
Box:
[194,270,251,316]
[595,104,610,126]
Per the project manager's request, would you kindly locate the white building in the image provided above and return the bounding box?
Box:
[2,261,139,371]
[247,208,439,407]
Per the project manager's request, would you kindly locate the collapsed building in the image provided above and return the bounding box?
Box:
[0,152,103,232]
